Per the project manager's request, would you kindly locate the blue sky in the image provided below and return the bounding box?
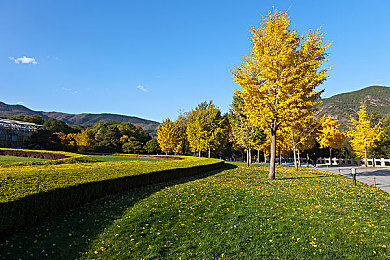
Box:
[1,0,389,123]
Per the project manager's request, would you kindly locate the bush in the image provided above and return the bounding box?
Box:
[0,149,69,159]
[0,148,96,167]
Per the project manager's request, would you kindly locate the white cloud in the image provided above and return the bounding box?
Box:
[137,85,148,92]
[9,56,38,64]
[16,101,24,104]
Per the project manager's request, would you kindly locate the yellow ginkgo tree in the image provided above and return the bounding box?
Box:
[290,116,320,170]
[157,118,183,155]
[74,129,95,152]
[316,115,345,165]
[186,101,226,158]
[232,9,331,179]
[229,93,266,166]
[347,103,382,167]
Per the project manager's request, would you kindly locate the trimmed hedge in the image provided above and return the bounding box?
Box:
[0,156,223,236]
[0,148,97,167]
[0,149,69,159]
[107,154,183,160]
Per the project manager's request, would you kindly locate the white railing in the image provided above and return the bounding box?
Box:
[279,157,390,167]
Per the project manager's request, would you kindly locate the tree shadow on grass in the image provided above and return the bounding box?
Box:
[355,169,390,177]
[0,163,237,260]
[277,175,331,180]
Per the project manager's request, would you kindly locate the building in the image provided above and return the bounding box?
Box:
[0,119,45,148]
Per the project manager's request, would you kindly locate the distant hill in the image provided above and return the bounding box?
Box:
[0,101,160,136]
[317,85,390,123]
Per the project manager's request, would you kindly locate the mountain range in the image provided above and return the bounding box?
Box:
[1,85,389,134]
[0,102,160,135]
[316,85,390,122]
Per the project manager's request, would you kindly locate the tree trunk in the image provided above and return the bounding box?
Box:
[246,149,250,167]
[298,151,301,168]
[293,144,298,171]
[208,147,211,158]
[269,129,276,180]
[245,121,250,167]
[198,150,201,157]
[264,151,267,163]
[165,151,168,155]
[329,147,332,166]
[365,148,368,167]
[249,149,252,165]
[292,132,298,171]
[306,154,310,167]
[257,149,260,163]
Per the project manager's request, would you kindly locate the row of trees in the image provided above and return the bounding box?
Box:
[12,100,384,168]
[230,98,383,170]
[157,94,384,173]
[13,115,161,154]
[157,101,227,157]
[157,8,385,180]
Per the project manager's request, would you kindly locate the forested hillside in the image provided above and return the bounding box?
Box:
[317,85,390,122]
[0,101,159,135]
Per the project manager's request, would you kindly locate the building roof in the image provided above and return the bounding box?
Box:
[0,119,45,130]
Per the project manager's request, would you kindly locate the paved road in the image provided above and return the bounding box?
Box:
[310,165,390,193]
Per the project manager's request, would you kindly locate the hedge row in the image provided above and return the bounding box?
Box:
[108,154,183,160]
[0,148,97,167]
[0,156,223,236]
[0,149,69,159]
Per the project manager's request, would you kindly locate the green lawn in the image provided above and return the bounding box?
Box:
[88,155,160,162]
[1,163,390,259]
[0,155,47,163]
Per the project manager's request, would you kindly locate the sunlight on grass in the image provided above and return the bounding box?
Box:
[0,155,47,163]
[2,164,390,259]
[88,155,159,162]
[79,164,390,259]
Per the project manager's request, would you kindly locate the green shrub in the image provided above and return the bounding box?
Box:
[0,148,97,167]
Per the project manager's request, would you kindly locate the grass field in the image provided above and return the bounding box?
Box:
[0,155,220,203]
[1,163,390,259]
[0,155,47,163]
[88,155,160,162]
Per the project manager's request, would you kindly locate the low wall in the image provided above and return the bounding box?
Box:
[280,157,390,167]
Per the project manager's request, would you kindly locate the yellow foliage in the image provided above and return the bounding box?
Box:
[347,103,382,159]
[120,135,130,143]
[261,127,292,157]
[74,129,95,152]
[233,9,330,132]
[55,132,77,150]
[229,93,265,152]
[157,118,183,154]
[186,101,226,154]
[232,8,331,178]
[317,116,345,150]
[289,116,319,151]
